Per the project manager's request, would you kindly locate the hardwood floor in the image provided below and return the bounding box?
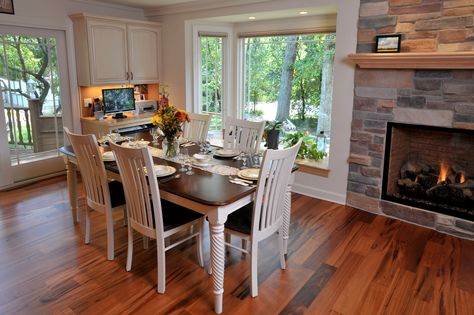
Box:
[0,176,473,315]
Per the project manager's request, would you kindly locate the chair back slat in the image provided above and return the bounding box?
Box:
[111,143,164,235]
[223,117,265,154]
[183,113,211,142]
[252,140,302,235]
[64,128,109,210]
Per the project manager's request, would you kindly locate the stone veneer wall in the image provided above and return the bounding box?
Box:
[346,0,474,239]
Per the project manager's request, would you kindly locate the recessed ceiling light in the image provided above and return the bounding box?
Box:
[248,16,256,20]
[299,11,308,15]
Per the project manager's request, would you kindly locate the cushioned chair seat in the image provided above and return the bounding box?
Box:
[108,180,126,208]
[224,202,254,235]
[160,200,203,231]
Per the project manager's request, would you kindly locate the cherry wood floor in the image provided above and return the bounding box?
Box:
[0,176,473,315]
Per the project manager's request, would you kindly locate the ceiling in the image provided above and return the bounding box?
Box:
[91,0,211,9]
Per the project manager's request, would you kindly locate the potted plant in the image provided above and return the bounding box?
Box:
[282,131,327,161]
[264,120,283,149]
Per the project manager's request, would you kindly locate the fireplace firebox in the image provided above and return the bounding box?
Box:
[382,122,474,221]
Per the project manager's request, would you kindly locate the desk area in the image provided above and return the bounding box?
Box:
[81,112,155,137]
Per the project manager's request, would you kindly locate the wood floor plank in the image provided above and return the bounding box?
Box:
[0,175,472,315]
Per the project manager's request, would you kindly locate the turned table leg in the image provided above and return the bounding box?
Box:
[64,156,79,224]
[208,212,227,314]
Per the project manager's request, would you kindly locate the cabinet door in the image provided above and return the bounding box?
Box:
[127,25,160,84]
[87,19,129,85]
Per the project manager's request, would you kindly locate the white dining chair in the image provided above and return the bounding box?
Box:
[110,142,204,293]
[183,112,211,142]
[220,140,302,297]
[223,117,265,154]
[64,127,126,261]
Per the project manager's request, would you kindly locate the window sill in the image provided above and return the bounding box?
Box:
[295,156,330,178]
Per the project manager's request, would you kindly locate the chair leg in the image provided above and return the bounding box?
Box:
[196,220,204,268]
[106,210,115,261]
[157,239,166,294]
[126,222,133,271]
[241,239,248,253]
[143,236,149,249]
[122,207,128,227]
[250,241,259,297]
[85,206,90,244]
[225,233,231,253]
[279,227,286,270]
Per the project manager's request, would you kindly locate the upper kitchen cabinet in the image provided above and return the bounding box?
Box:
[70,14,161,86]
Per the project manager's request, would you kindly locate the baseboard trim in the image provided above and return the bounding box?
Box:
[292,183,346,205]
[0,171,66,191]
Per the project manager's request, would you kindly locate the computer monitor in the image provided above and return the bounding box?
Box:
[102,87,135,119]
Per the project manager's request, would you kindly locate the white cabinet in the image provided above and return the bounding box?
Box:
[70,14,161,86]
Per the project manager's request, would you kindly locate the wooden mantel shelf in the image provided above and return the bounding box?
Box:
[348,52,474,69]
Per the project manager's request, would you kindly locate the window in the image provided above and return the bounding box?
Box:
[198,33,225,138]
[0,33,64,166]
[241,34,336,154]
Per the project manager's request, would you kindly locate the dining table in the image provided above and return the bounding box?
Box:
[59,131,295,314]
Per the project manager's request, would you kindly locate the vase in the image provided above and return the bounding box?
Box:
[266,130,280,149]
[162,137,179,158]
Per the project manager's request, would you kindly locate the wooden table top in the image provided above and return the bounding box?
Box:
[60,132,257,207]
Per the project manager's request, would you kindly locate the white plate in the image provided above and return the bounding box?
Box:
[121,140,150,148]
[237,168,260,181]
[144,165,176,177]
[214,149,240,157]
[191,158,212,167]
[102,151,115,162]
[178,137,190,145]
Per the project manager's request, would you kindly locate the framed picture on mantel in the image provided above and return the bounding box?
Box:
[0,0,14,14]
[375,34,401,53]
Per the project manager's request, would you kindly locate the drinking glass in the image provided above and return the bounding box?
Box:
[149,128,159,145]
[185,157,194,175]
[240,151,249,170]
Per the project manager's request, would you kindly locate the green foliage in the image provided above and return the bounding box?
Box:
[282,131,327,161]
[201,37,223,114]
[264,120,283,132]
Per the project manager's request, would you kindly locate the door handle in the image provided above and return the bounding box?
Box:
[126,72,129,81]
[130,72,133,81]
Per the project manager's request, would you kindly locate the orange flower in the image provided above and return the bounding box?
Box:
[175,109,188,123]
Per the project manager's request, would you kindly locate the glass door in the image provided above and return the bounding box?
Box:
[0,26,71,188]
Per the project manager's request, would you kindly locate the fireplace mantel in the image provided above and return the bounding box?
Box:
[348,52,474,69]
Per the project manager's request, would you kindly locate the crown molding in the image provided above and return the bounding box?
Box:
[145,0,273,17]
[71,0,145,14]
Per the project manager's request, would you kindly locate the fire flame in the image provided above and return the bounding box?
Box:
[437,161,448,184]
[460,172,466,184]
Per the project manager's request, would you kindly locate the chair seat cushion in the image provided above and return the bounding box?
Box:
[224,202,254,235]
[108,180,126,208]
[161,200,203,231]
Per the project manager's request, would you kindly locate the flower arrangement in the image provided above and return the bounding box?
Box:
[151,96,190,142]
[151,96,190,157]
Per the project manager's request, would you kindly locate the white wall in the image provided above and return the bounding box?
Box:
[151,0,359,204]
[0,0,146,132]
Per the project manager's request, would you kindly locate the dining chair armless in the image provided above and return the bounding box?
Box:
[223,117,265,155]
[219,140,302,297]
[183,112,211,142]
[63,127,126,261]
[110,142,204,293]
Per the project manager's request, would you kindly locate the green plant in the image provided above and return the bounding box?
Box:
[264,120,283,132]
[282,131,327,161]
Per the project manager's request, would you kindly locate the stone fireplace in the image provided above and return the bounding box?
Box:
[382,122,474,221]
[347,0,474,239]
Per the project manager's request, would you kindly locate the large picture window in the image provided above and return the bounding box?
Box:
[241,33,335,154]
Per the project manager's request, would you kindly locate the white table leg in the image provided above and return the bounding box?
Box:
[64,156,79,224]
[208,213,226,314]
[282,185,291,255]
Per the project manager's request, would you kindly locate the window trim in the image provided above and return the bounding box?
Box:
[189,23,233,129]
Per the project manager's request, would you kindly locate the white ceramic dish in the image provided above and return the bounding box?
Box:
[237,168,260,181]
[144,165,176,177]
[191,158,212,167]
[121,140,150,148]
[214,149,240,157]
[102,151,115,162]
[193,153,211,162]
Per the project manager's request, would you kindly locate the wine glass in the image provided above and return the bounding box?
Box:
[178,149,188,172]
[149,128,159,145]
[185,157,194,175]
[240,150,249,170]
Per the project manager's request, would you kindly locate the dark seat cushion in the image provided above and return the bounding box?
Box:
[224,202,254,235]
[160,199,203,232]
[108,180,126,208]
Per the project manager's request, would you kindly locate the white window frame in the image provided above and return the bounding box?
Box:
[187,22,233,127]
